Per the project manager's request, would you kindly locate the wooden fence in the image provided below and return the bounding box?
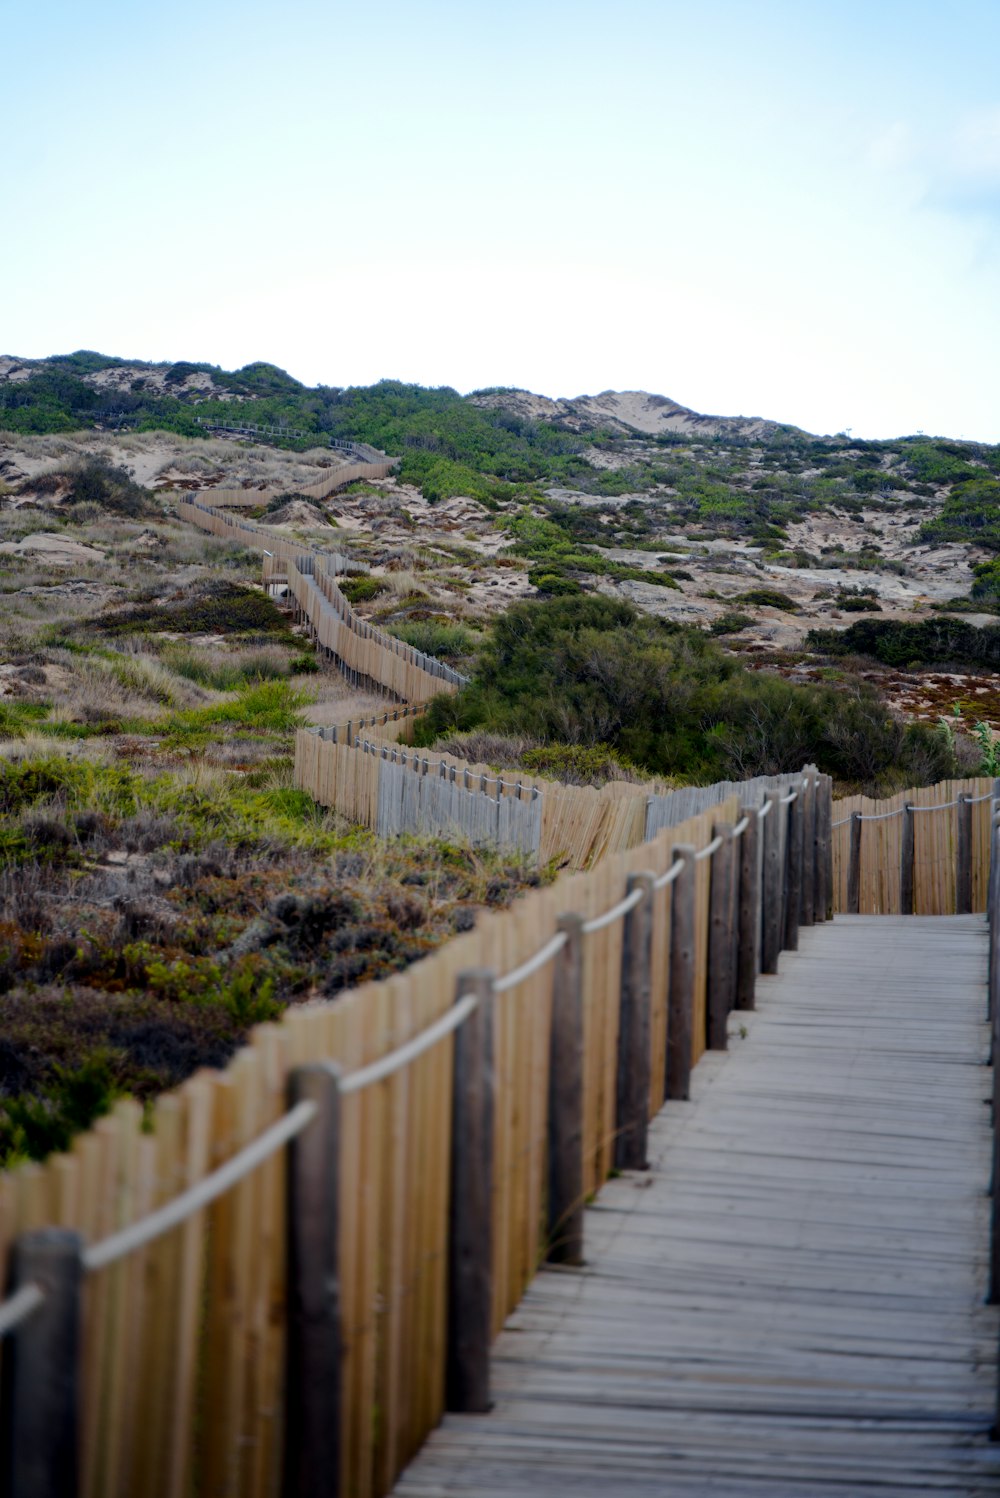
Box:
[204,456,397,506]
[0,770,828,1498]
[294,728,824,873]
[178,501,466,704]
[831,777,1000,915]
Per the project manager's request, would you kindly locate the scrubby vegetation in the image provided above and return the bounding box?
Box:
[0,754,542,1165]
[417,596,953,788]
[808,616,1000,671]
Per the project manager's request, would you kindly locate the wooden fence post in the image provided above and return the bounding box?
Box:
[799,769,816,927]
[615,873,654,1171]
[284,1064,343,1498]
[783,787,802,953]
[736,803,760,1011]
[990,821,1000,1304]
[821,774,835,921]
[447,970,496,1413]
[990,809,1000,1026]
[0,1228,83,1498]
[548,913,585,1265]
[666,845,697,1102]
[957,793,973,915]
[707,824,736,1051]
[761,791,783,974]
[846,811,862,916]
[900,803,915,916]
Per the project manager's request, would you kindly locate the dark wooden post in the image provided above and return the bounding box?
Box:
[447,969,495,1413]
[285,1064,343,1498]
[615,874,654,1171]
[991,829,1000,1303]
[799,770,816,927]
[846,811,863,916]
[956,793,973,915]
[990,810,1000,1025]
[0,1228,83,1498]
[761,791,783,974]
[666,845,697,1102]
[548,913,585,1265]
[707,824,735,1051]
[822,774,835,921]
[783,787,802,954]
[900,803,915,916]
[736,804,760,1011]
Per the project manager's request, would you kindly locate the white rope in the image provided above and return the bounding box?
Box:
[779,790,798,805]
[493,931,568,993]
[831,816,849,828]
[83,1099,320,1272]
[582,885,645,934]
[694,835,724,863]
[732,815,750,838]
[968,789,997,804]
[654,857,685,889]
[0,1282,44,1338]
[341,994,479,1094]
[857,807,904,822]
[757,799,772,820]
[910,798,960,813]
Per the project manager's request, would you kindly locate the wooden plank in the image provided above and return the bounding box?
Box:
[393,915,999,1498]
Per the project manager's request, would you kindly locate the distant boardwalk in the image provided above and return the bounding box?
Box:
[395,916,1000,1496]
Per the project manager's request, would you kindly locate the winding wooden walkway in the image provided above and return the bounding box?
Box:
[395,916,1000,1496]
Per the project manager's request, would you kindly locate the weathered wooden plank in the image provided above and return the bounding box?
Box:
[394,916,999,1497]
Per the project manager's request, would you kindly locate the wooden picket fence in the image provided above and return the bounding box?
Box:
[0,768,827,1498]
[831,776,999,915]
[203,456,397,506]
[177,501,466,704]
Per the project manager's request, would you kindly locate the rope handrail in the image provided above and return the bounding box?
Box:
[654,857,684,889]
[833,786,997,827]
[694,834,724,863]
[0,1282,44,1337]
[732,815,750,838]
[758,799,772,820]
[82,1099,320,1273]
[779,790,798,806]
[581,885,645,935]
[340,993,480,1094]
[493,932,568,993]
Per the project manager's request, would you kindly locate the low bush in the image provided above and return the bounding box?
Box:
[416,594,954,789]
[808,616,1000,670]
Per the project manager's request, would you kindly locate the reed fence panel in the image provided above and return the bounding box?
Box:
[831,777,997,914]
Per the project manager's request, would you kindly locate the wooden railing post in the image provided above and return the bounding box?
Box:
[285,1063,343,1498]
[447,970,496,1413]
[799,769,816,927]
[548,914,585,1266]
[707,824,736,1051]
[821,774,835,921]
[846,811,862,916]
[615,873,654,1171]
[0,1228,83,1498]
[736,803,760,1011]
[666,845,697,1102]
[783,786,803,953]
[990,807,1000,1026]
[761,791,783,974]
[900,803,915,916]
[957,793,973,915]
[990,820,1000,1306]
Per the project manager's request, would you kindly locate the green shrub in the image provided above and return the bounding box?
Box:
[735,588,799,612]
[340,576,386,605]
[807,616,1000,670]
[98,582,293,638]
[388,620,478,660]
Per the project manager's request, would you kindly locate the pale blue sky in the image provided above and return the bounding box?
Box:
[4,0,999,438]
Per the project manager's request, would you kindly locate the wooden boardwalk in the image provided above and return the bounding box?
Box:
[395,916,1000,1497]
